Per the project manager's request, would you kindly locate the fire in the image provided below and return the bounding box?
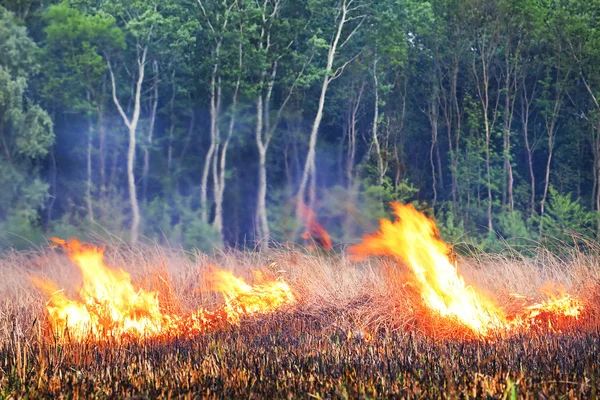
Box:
[350,202,583,337]
[298,202,333,250]
[519,285,583,322]
[205,267,296,324]
[32,238,295,340]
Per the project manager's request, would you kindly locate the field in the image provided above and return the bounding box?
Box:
[1,206,600,398]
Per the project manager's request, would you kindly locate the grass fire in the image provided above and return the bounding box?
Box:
[1,203,599,398]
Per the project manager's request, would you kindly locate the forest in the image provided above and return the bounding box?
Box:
[1,0,600,251]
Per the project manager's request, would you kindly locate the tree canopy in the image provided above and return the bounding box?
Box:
[1,0,599,251]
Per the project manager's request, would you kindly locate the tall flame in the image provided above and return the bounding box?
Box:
[350,203,583,337]
[32,238,295,340]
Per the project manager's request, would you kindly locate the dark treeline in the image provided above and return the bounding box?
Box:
[1,0,599,250]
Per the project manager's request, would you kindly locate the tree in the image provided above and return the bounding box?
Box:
[0,6,54,246]
[250,0,315,247]
[41,3,124,223]
[102,0,176,244]
[296,0,365,220]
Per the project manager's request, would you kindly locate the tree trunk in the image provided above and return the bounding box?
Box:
[472,29,501,232]
[167,70,176,175]
[97,78,107,206]
[296,0,357,218]
[502,34,521,212]
[343,79,364,239]
[450,57,461,213]
[520,75,537,218]
[372,59,385,189]
[201,43,221,223]
[86,91,94,221]
[214,74,240,240]
[126,124,141,243]
[429,101,439,210]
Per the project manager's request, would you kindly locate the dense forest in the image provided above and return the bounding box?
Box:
[1,0,599,251]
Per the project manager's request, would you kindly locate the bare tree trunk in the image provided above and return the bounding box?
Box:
[86,91,94,221]
[142,61,159,202]
[253,0,311,246]
[428,99,439,210]
[343,79,365,239]
[371,58,385,189]
[347,80,364,188]
[107,44,147,245]
[393,79,408,190]
[451,56,462,212]
[255,92,270,244]
[201,42,221,223]
[254,68,271,245]
[97,79,107,206]
[214,54,241,239]
[197,1,231,223]
[210,79,223,224]
[422,63,442,211]
[167,70,176,174]
[441,59,459,213]
[520,74,537,218]
[502,35,521,212]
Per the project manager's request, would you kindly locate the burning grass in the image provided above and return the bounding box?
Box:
[1,205,600,397]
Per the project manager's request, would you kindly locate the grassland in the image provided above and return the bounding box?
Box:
[1,240,599,398]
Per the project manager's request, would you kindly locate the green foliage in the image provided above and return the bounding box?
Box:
[143,193,222,253]
[0,166,49,249]
[3,0,600,253]
[537,186,598,244]
[495,210,532,244]
[435,202,466,244]
[0,6,53,248]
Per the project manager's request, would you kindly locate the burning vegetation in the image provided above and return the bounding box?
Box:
[350,203,584,337]
[31,238,295,340]
[1,203,599,397]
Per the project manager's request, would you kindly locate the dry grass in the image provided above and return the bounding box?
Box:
[1,240,599,398]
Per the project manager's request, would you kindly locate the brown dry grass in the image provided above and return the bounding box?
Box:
[1,239,599,341]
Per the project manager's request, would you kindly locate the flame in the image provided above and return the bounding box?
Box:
[349,202,584,337]
[205,267,296,324]
[32,238,295,340]
[298,202,333,250]
[519,285,583,322]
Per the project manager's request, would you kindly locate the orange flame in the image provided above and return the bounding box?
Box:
[32,238,295,340]
[205,267,296,324]
[350,203,583,337]
[298,203,332,250]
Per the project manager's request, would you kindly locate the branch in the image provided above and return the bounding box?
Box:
[196,0,215,34]
[107,60,131,130]
[331,49,363,81]
[267,52,315,142]
[339,14,365,49]
[580,71,600,111]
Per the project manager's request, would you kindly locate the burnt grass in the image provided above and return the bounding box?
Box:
[1,312,599,399]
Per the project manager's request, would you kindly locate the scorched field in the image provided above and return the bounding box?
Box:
[1,203,599,398]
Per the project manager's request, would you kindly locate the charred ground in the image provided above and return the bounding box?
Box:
[1,314,599,398]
